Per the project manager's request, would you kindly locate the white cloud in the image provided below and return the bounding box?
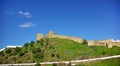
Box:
[19,22,36,28]
[18,11,31,18]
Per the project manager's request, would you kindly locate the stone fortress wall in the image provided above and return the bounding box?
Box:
[36,34,44,40]
[88,39,120,48]
[45,30,84,43]
[37,30,120,48]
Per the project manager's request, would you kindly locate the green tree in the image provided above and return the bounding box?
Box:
[13,47,21,54]
[31,41,35,44]
[34,53,44,62]
[45,38,49,45]
[37,40,40,43]
[102,51,105,55]
[5,48,12,54]
[32,47,41,54]
[24,43,30,47]
[40,39,44,46]
[35,63,41,66]
[19,52,25,56]
[53,63,57,66]
[83,39,88,45]
[0,51,5,56]
[51,53,55,57]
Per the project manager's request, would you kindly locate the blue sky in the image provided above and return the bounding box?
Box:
[0,0,120,49]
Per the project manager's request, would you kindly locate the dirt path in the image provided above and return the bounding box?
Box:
[1,55,120,66]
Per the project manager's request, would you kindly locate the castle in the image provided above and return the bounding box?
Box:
[37,30,120,48]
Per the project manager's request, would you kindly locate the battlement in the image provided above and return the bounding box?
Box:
[37,30,84,43]
[36,30,120,48]
[45,30,84,43]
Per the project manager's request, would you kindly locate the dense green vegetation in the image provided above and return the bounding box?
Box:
[0,38,120,64]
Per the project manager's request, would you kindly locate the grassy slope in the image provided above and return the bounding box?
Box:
[0,38,120,64]
[43,38,120,61]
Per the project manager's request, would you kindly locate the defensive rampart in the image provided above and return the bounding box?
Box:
[37,30,120,48]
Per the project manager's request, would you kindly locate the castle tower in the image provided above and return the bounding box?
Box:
[49,30,54,35]
[36,33,43,40]
[46,30,55,38]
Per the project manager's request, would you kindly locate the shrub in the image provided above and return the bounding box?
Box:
[51,53,55,57]
[83,39,88,45]
[56,54,60,58]
[19,52,25,56]
[53,63,57,66]
[5,48,12,54]
[0,51,4,56]
[40,39,44,46]
[45,38,49,45]
[31,41,35,44]
[35,63,41,66]
[24,43,30,47]
[102,51,105,55]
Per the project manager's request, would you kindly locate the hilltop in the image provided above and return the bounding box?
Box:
[0,37,120,64]
[37,30,120,48]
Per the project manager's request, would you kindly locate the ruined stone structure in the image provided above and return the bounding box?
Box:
[36,33,44,40]
[37,30,120,48]
[37,30,84,43]
[88,39,120,48]
[46,30,84,43]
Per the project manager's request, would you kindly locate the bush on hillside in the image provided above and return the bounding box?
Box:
[31,41,35,44]
[24,43,30,47]
[83,39,88,45]
[5,48,12,54]
[35,63,41,66]
[53,63,57,66]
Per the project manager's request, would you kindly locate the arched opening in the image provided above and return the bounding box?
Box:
[106,44,108,47]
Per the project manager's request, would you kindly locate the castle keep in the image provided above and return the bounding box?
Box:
[37,30,120,48]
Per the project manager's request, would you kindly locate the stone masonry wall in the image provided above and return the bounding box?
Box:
[37,33,44,40]
[88,40,120,48]
[37,30,120,48]
[46,30,84,43]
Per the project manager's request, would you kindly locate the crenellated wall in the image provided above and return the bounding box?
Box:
[37,30,120,48]
[46,30,84,43]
